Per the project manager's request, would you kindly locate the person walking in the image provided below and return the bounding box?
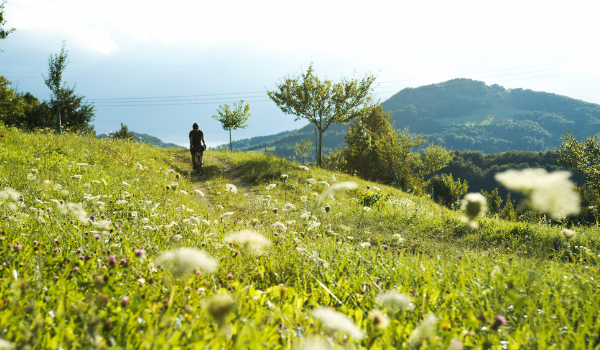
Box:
[189,123,206,174]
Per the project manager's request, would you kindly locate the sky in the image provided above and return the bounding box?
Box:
[1,0,599,147]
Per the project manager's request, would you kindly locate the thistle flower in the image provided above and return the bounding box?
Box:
[205,294,235,327]
[224,230,271,252]
[408,314,438,346]
[319,181,358,200]
[461,193,487,221]
[378,291,414,312]
[561,228,577,240]
[311,307,364,339]
[369,310,390,329]
[156,248,218,276]
[226,184,238,193]
[266,184,277,190]
[495,169,579,219]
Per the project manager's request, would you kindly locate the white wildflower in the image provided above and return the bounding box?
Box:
[156,248,218,276]
[300,195,308,203]
[115,200,128,206]
[93,219,111,231]
[307,221,321,232]
[151,203,160,211]
[307,178,317,185]
[368,310,390,329]
[495,168,579,219]
[359,242,371,248]
[311,307,364,339]
[134,163,144,170]
[561,228,577,240]
[180,190,188,195]
[226,184,238,193]
[130,211,138,218]
[318,181,330,187]
[0,338,15,349]
[363,207,371,211]
[122,181,131,187]
[461,193,487,221]
[172,234,182,242]
[27,173,37,180]
[224,229,271,252]
[201,219,211,227]
[266,184,277,190]
[408,314,438,346]
[0,188,21,202]
[272,221,287,232]
[393,233,405,243]
[57,202,90,224]
[319,181,358,200]
[286,220,296,226]
[193,189,205,197]
[189,216,201,226]
[283,203,295,211]
[220,212,234,219]
[71,175,82,180]
[299,165,309,171]
[215,205,224,210]
[300,211,311,220]
[378,291,414,312]
[143,226,155,231]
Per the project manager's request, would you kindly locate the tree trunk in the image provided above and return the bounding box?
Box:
[229,129,232,151]
[318,129,323,167]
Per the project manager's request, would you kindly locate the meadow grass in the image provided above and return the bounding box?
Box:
[1,125,599,349]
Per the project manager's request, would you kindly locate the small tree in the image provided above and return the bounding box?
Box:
[113,123,133,140]
[212,100,250,151]
[556,130,600,193]
[294,140,313,164]
[43,42,69,134]
[267,63,376,167]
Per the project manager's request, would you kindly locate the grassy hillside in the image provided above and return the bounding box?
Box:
[98,131,184,149]
[227,79,600,157]
[1,125,600,348]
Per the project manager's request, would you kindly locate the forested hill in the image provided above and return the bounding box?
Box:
[98,131,184,149]
[221,79,600,159]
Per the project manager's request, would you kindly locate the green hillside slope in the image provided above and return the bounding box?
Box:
[1,124,599,348]
[98,131,184,149]
[229,79,600,157]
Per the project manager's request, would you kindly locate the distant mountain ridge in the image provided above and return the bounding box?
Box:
[98,131,184,149]
[218,78,600,160]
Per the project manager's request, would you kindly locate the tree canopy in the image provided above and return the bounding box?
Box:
[0,0,15,46]
[267,63,376,166]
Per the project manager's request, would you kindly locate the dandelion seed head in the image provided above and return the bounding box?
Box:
[369,310,390,329]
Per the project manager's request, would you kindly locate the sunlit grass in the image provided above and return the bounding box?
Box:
[0,124,599,349]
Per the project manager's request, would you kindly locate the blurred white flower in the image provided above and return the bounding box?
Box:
[300,195,308,203]
[311,307,364,339]
[193,189,205,197]
[318,181,330,187]
[363,207,371,211]
[0,338,15,349]
[27,173,37,180]
[134,163,144,170]
[307,178,317,185]
[122,181,131,187]
[189,216,201,226]
[93,219,111,231]
[307,221,321,232]
[378,291,414,312]
[224,229,271,252]
[283,203,295,211]
[495,169,579,219]
[359,242,371,248]
[58,202,90,224]
[115,200,128,206]
[408,314,438,346]
[372,186,381,191]
[319,181,357,200]
[71,175,82,180]
[272,221,287,232]
[266,184,277,190]
[220,212,234,219]
[561,228,577,240]
[300,211,311,220]
[226,184,238,193]
[285,220,296,226]
[201,219,211,226]
[180,190,188,195]
[299,165,309,171]
[0,188,21,201]
[461,193,487,221]
[368,310,390,329]
[157,248,218,276]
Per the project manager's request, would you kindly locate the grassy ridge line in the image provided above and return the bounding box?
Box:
[0,125,598,348]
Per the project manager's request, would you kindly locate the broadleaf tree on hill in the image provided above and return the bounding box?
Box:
[212,99,250,151]
[557,130,600,193]
[43,42,69,134]
[267,63,377,167]
[0,0,15,47]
